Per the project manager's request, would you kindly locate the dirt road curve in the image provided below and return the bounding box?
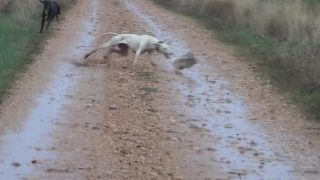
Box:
[0,0,320,179]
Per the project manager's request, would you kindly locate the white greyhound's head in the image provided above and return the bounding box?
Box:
[156,41,173,59]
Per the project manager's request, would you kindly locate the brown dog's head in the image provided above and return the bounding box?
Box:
[39,0,49,8]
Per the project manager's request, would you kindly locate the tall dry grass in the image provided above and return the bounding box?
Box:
[0,0,72,20]
[155,0,320,119]
[166,0,320,42]
[0,0,41,19]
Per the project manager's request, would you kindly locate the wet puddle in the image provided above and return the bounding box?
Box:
[126,1,295,178]
[0,0,99,178]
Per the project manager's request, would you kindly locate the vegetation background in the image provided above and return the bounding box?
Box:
[154,0,320,119]
[0,0,73,102]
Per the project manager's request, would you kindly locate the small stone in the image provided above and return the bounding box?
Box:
[11,162,21,167]
[224,124,233,128]
[108,106,117,110]
[86,103,93,108]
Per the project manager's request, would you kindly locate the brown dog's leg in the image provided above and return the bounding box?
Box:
[40,10,46,33]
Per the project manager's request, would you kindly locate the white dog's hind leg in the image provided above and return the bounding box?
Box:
[146,51,157,67]
[84,42,113,59]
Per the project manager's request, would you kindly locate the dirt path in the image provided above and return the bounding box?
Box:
[0,0,320,179]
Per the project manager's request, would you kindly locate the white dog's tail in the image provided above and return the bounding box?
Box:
[100,32,119,37]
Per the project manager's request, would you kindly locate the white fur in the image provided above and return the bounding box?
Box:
[84,33,172,66]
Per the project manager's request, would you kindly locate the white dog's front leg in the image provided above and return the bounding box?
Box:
[133,49,142,67]
[148,51,157,67]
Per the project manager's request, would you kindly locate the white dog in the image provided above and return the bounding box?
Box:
[84,33,173,66]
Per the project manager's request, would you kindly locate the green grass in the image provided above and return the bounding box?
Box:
[0,0,76,102]
[0,14,43,100]
[153,0,320,119]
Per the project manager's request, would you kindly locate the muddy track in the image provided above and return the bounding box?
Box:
[0,0,320,179]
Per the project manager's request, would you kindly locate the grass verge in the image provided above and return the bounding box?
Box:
[0,14,42,101]
[153,0,320,119]
[0,0,75,103]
